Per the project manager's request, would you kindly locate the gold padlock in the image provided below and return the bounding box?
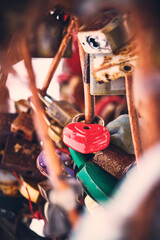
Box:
[48,123,64,148]
[38,93,80,127]
[15,99,30,113]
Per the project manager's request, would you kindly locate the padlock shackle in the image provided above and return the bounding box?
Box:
[38,92,50,107]
[69,148,86,169]
[45,93,56,102]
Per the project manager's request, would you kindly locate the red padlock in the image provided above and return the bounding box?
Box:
[63,122,110,154]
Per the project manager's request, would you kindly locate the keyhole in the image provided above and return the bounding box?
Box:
[17,129,25,137]
[83,126,90,130]
[87,36,100,49]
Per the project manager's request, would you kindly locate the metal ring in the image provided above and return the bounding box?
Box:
[72,113,104,126]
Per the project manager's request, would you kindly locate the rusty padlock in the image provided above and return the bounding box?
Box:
[38,93,80,127]
[93,143,135,179]
[1,135,43,180]
[77,9,134,54]
[10,111,35,141]
[15,99,30,113]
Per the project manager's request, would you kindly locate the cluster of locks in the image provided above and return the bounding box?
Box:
[0,4,148,240]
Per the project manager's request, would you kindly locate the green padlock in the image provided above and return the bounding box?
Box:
[69,148,118,203]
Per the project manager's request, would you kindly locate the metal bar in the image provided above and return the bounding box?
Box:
[84,53,95,124]
[41,17,75,95]
[21,37,66,190]
[21,37,79,226]
[75,19,95,124]
[125,74,142,163]
[0,73,8,87]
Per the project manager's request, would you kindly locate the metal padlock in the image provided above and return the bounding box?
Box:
[63,122,110,154]
[1,135,43,180]
[30,6,72,58]
[36,150,75,179]
[43,177,84,238]
[10,111,35,141]
[77,9,134,54]
[93,143,135,179]
[44,203,71,239]
[19,176,40,203]
[91,40,137,84]
[48,123,64,148]
[90,69,126,96]
[0,169,19,196]
[29,96,65,147]
[0,113,17,135]
[38,93,80,127]
[90,76,126,96]
[69,148,118,203]
[15,99,30,113]
[38,179,52,201]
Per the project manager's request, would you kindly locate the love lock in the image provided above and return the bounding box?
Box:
[63,122,110,154]
[38,92,79,127]
[69,148,118,203]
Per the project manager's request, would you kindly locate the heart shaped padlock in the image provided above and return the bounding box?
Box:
[63,122,110,153]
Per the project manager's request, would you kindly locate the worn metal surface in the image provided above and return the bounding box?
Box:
[0,113,17,136]
[93,143,135,179]
[15,99,30,113]
[77,9,134,54]
[48,124,65,148]
[1,135,43,180]
[10,112,35,142]
[90,75,126,95]
[90,54,125,95]
[38,93,80,127]
[72,113,104,126]
[91,40,138,82]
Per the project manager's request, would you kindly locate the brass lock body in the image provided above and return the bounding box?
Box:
[39,93,80,127]
[48,123,65,148]
[15,99,30,113]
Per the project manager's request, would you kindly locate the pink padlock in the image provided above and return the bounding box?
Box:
[63,122,110,154]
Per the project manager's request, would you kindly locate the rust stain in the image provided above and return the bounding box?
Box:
[92,59,130,73]
[103,56,113,65]
[119,58,125,62]
[92,72,103,82]
[92,39,138,83]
